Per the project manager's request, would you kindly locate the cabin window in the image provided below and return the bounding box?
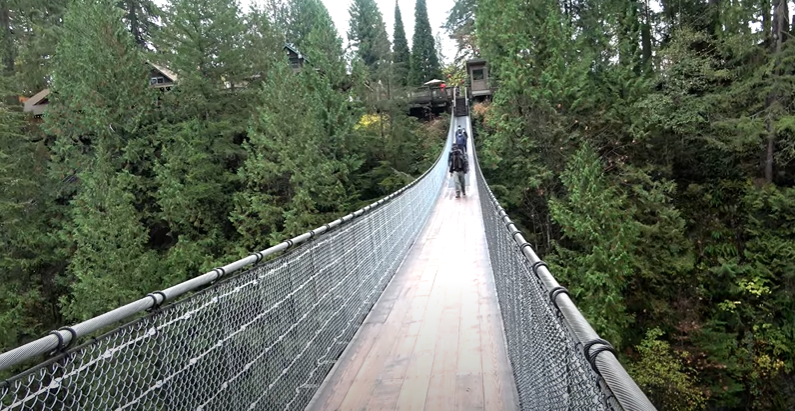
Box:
[150,76,166,85]
[472,68,485,80]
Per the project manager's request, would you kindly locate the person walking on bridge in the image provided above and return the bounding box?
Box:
[448,143,468,198]
[455,125,468,153]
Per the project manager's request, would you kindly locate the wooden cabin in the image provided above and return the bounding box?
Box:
[284,44,307,73]
[466,58,493,101]
[23,62,179,117]
[23,88,50,118]
[148,62,178,91]
[21,46,307,118]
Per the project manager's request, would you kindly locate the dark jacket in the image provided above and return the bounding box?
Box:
[455,131,467,148]
[448,147,468,173]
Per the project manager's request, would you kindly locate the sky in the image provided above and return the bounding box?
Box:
[152,0,459,63]
[248,0,459,64]
[320,0,459,63]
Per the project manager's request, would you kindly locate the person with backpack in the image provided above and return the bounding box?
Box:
[455,125,468,153]
[448,143,469,198]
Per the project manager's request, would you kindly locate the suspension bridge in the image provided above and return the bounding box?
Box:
[0,106,657,410]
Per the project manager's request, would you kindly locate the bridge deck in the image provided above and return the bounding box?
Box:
[306,134,519,411]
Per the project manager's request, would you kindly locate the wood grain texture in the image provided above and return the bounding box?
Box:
[306,143,519,411]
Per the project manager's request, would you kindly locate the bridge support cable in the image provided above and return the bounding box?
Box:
[468,117,657,411]
[0,119,455,410]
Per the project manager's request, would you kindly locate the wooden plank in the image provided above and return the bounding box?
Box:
[309,263,419,410]
[395,351,434,410]
[307,146,520,410]
[424,372,457,410]
[365,378,403,411]
[454,373,485,411]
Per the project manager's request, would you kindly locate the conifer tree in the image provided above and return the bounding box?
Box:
[444,0,476,60]
[234,8,361,249]
[47,0,159,321]
[348,0,391,73]
[408,0,441,85]
[392,1,411,86]
[12,0,69,94]
[157,0,250,117]
[62,149,162,320]
[0,76,64,350]
[232,58,360,248]
[152,0,253,277]
[283,0,337,52]
[118,0,160,48]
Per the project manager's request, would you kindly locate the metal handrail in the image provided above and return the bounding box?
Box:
[468,117,657,411]
[0,116,456,373]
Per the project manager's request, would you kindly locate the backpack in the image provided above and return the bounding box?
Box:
[455,132,466,147]
[451,149,464,171]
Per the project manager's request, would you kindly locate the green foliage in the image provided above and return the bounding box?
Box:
[232,50,361,248]
[628,328,707,411]
[348,0,390,73]
[60,151,162,320]
[0,76,64,352]
[11,0,69,94]
[443,0,476,60]
[117,0,160,48]
[408,0,441,85]
[471,0,795,408]
[0,0,454,385]
[548,144,638,346]
[392,2,410,86]
[47,0,157,322]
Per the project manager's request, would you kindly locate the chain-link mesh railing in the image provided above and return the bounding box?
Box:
[467,118,657,411]
[0,119,454,411]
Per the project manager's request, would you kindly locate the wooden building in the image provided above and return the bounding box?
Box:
[21,44,308,118]
[466,58,493,101]
[284,44,307,73]
[22,62,179,118]
[22,88,50,118]
[148,62,178,91]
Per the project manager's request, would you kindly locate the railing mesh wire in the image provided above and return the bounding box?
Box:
[0,128,452,411]
[472,137,625,410]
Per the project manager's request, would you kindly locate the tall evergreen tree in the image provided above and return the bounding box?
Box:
[12,0,69,94]
[118,0,160,48]
[348,0,391,73]
[157,0,250,116]
[0,0,13,79]
[282,0,337,52]
[46,0,159,321]
[152,0,253,279]
[407,0,441,85]
[233,2,361,249]
[232,56,361,249]
[444,0,477,60]
[0,75,65,352]
[392,1,410,86]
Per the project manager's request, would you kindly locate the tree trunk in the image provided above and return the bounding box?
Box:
[762,0,771,44]
[708,0,721,36]
[764,0,787,183]
[125,0,143,47]
[640,0,652,70]
[0,0,17,105]
[0,0,13,74]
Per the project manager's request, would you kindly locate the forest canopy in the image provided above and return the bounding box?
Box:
[0,0,446,375]
[462,0,795,409]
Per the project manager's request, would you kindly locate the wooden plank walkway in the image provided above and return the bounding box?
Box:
[305,134,520,411]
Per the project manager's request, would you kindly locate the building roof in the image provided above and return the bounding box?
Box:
[466,58,487,66]
[148,62,178,83]
[23,88,50,116]
[283,44,303,58]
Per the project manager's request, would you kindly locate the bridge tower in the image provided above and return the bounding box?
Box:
[465,58,494,103]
